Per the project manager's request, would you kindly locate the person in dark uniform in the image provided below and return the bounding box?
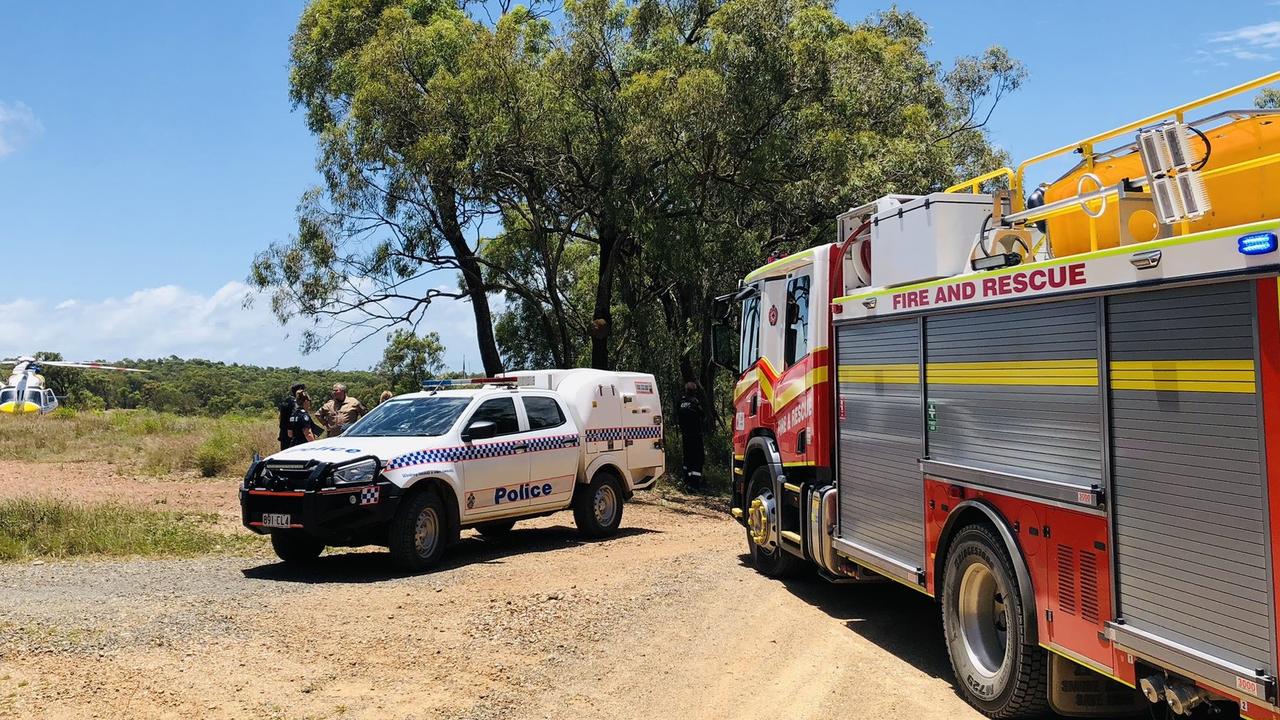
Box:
[677,381,705,490]
[277,382,306,451]
[287,390,324,448]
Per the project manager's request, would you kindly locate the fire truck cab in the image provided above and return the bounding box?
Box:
[729,71,1280,718]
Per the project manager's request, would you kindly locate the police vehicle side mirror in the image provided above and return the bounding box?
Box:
[462,420,497,442]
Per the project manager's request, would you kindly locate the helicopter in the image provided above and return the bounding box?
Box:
[0,356,148,415]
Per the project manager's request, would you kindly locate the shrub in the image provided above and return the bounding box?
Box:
[193,430,240,478]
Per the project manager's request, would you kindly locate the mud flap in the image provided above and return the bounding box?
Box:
[1047,653,1146,717]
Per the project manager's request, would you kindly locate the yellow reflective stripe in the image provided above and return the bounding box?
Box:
[774,366,829,409]
[733,370,758,401]
[926,359,1098,387]
[1110,360,1256,393]
[838,364,920,385]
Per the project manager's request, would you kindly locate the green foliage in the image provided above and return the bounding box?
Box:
[256,0,1025,484]
[374,329,446,393]
[29,352,385,416]
[0,499,253,561]
[1257,88,1280,110]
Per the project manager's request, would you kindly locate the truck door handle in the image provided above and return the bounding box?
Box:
[512,442,529,452]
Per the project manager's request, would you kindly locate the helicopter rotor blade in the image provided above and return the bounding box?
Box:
[36,361,149,373]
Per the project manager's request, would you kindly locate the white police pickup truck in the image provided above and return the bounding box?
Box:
[240,369,665,571]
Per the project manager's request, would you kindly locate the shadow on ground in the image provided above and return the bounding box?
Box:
[241,524,659,584]
[748,557,954,680]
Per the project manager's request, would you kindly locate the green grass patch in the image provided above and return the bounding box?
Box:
[0,499,255,561]
[0,409,277,477]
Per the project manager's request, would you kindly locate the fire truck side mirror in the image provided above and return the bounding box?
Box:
[711,324,738,374]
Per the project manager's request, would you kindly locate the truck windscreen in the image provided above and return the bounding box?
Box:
[343,397,471,437]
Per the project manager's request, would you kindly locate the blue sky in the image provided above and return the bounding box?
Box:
[1,1,1278,370]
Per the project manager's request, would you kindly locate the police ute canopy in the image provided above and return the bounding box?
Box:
[240,369,664,571]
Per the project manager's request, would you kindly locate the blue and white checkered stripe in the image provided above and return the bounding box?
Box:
[584,427,624,442]
[385,433,581,471]
[623,426,662,440]
[584,426,662,443]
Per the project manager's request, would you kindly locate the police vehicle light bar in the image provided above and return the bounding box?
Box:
[421,376,533,390]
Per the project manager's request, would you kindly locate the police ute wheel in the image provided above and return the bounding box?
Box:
[389,490,448,572]
[941,524,1048,719]
[745,467,799,578]
[574,473,624,539]
[270,531,324,564]
[476,519,516,538]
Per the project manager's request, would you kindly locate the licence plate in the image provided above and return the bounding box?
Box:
[261,513,292,528]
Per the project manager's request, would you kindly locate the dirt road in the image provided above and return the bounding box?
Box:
[0,462,984,720]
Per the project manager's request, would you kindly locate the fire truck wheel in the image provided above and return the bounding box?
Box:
[389,490,448,572]
[270,531,324,564]
[476,519,516,538]
[745,468,798,578]
[941,524,1048,718]
[574,472,624,539]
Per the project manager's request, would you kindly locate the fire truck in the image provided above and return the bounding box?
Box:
[727,71,1280,718]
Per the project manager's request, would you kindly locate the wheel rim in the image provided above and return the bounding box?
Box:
[593,484,617,527]
[747,488,777,551]
[414,507,439,558]
[958,562,1010,679]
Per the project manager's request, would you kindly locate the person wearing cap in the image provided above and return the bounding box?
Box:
[277,382,306,451]
[317,382,367,436]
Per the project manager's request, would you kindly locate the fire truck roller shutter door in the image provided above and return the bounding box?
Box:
[1107,281,1274,677]
[834,318,925,574]
[924,299,1103,488]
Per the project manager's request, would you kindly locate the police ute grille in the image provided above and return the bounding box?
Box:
[259,463,314,490]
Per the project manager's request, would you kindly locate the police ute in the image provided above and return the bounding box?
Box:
[240,369,665,571]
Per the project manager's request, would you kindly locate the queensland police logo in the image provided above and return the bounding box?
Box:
[466,492,476,510]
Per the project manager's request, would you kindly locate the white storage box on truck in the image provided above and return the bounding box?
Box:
[240,370,664,571]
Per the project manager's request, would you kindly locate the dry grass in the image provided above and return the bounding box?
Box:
[0,499,256,561]
[0,410,278,478]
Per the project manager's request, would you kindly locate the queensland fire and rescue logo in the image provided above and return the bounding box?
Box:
[768,305,778,326]
[466,492,476,510]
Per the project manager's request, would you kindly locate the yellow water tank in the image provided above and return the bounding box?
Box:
[1043,113,1280,256]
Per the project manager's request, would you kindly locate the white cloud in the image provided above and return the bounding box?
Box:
[0,281,481,371]
[0,101,43,158]
[1210,20,1280,48]
[1198,19,1280,64]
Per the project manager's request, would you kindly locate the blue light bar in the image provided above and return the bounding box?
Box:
[1238,232,1278,256]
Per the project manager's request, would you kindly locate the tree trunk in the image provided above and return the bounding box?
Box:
[590,224,620,370]
[435,186,504,376]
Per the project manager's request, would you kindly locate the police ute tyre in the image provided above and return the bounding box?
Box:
[574,473,623,539]
[476,519,516,538]
[270,530,324,564]
[941,524,1048,719]
[389,490,448,572]
[745,467,798,578]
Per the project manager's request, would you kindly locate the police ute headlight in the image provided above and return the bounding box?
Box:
[332,459,378,486]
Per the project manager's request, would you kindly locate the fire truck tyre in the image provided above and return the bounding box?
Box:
[745,467,799,578]
[270,531,324,564]
[476,519,516,538]
[389,490,448,572]
[573,473,624,539]
[941,524,1048,719]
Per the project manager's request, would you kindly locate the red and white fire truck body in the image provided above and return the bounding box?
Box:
[729,72,1280,718]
